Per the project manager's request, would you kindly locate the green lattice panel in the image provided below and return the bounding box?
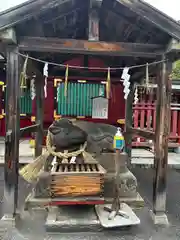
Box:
[56,82,105,117]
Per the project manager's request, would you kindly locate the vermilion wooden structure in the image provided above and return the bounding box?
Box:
[132,85,180,148]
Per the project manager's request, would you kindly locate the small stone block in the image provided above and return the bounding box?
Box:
[95,203,140,228]
[150,210,169,225]
[0,214,17,228]
[46,207,58,223]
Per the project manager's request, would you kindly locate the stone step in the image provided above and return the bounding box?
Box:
[131,149,180,169]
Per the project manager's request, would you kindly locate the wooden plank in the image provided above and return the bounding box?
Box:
[20,124,39,136]
[18,36,165,57]
[50,166,105,197]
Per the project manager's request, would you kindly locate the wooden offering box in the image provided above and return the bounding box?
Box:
[50,163,106,200]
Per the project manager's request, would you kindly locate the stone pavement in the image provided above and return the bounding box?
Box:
[0,139,34,164]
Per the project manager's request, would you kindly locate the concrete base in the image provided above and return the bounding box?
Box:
[150,210,169,226]
[45,206,100,232]
[95,203,140,228]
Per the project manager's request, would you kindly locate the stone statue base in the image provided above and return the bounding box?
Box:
[97,152,139,200]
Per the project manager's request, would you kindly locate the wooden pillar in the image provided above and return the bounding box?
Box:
[124,82,135,165]
[35,77,44,158]
[3,46,20,218]
[152,55,172,224]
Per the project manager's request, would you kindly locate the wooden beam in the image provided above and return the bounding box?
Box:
[166,38,180,53]
[126,127,155,141]
[19,36,165,57]
[104,0,180,40]
[0,28,17,44]
[152,56,172,224]
[20,124,40,137]
[88,1,99,41]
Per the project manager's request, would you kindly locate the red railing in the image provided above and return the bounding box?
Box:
[133,102,180,147]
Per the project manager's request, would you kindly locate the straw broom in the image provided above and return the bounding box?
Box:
[19,129,55,183]
[19,150,51,183]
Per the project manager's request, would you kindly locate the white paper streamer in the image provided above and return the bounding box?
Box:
[134,87,138,104]
[121,67,131,100]
[44,77,47,98]
[43,62,48,77]
[57,83,60,103]
[43,63,48,98]
[30,78,36,100]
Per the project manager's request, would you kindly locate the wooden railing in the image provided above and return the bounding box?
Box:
[133,102,180,147]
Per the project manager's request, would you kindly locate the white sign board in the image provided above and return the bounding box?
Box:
[92,97,108,119]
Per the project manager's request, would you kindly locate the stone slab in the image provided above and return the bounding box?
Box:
[45,205,100,232]
[95,203,140,228]
[131,149,180,169]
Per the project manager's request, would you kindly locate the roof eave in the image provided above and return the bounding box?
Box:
[113,0,180,41]
[0,0,71,32]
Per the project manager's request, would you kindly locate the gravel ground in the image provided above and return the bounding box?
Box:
[0,167,180,239]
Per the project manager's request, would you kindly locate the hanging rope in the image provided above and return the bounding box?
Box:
[17,52,167,71]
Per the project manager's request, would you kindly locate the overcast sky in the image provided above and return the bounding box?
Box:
[0,0,180,21]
